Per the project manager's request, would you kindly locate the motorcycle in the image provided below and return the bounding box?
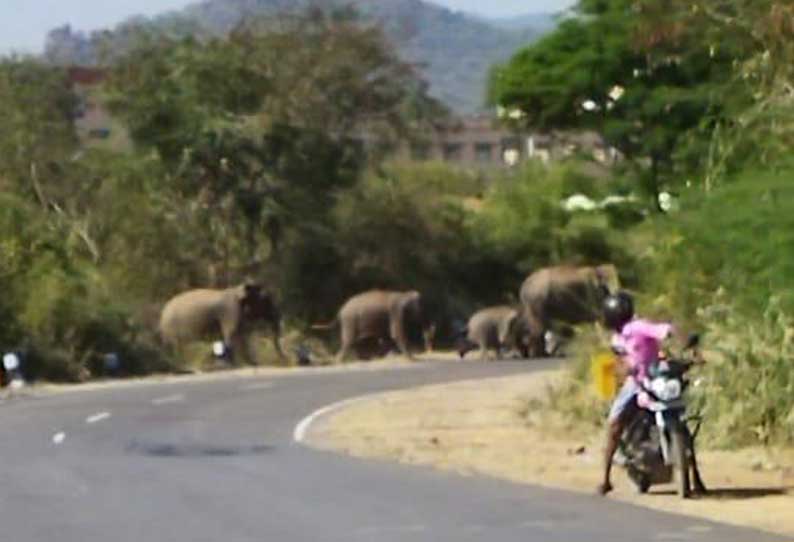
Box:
[616,334,707,498]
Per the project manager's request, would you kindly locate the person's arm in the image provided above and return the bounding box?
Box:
[610,335,632,381]
[613,355,631,381]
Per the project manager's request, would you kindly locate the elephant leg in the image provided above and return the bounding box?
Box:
[476,342,489,362]
[227,333,256,365]
[390,322,412,360]
[335,344,352,364]
[457,338,475,359]
[531,331,547,358]
[336,322,355,363]
[524,312,547,358]
[220,317,242,364]
[165,338,186,366]
[423,324,436,353]
[271,329,285,361]
[242,335,260,366]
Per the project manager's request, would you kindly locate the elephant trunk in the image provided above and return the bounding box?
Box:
[422,323,436,353]
[271,317,285,360]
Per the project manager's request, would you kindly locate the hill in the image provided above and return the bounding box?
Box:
[483,13,557,32]
[43,0,553,113]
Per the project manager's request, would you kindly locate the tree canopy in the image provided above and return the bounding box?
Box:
[488,0,737,196]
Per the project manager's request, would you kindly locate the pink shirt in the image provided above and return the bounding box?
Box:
[611,319,673,382]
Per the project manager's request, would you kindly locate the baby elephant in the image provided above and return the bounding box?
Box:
[457,306,523,361]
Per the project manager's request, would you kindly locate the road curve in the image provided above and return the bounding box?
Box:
[0,359,784,542]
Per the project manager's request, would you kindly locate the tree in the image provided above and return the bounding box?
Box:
[488,0,734,201]
[0,58,77,196]
[660,1,794,184]
[104,7,442,291]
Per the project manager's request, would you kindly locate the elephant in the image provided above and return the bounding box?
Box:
[159,282,284,364]
[313,289,426,363]
[457,305,525,361]
[519,264,619,357]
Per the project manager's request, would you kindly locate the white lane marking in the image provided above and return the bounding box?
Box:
[293,395,373,443]
[240,382,273,391]
[52,432,66,445]
[685,526,712,533]
[151,394,185,405]
[85,411,111,424]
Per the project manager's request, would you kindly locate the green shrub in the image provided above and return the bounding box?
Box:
[643,169,794,320]
[691,296,794,447]
[474,162,635,279]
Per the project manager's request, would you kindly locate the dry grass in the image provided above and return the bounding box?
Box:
[309,368,794,537]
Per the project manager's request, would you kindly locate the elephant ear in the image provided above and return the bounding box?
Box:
[237,282,262,301]
[240,283,277,321]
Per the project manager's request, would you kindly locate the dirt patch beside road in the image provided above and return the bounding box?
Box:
[307,365,794,537]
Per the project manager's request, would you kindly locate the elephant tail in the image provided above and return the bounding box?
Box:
[311,317,338,331]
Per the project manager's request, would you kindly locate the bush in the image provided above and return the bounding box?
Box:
[642,169,794,320]
[691,296,794,447]
[473,161,635,281]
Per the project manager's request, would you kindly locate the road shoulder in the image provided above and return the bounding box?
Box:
[304,366,794,537]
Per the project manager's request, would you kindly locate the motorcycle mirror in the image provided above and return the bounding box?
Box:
[686,333,700,349]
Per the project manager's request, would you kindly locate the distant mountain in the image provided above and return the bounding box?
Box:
[43,0,555,113]
[485,13,558,33]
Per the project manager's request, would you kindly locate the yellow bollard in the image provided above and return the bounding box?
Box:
[591,351,618,400]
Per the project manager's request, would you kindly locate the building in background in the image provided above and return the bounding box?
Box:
[68,66,129,150]
[396,113,620,169]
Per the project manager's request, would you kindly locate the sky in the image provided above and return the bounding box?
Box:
[0,0,577,55]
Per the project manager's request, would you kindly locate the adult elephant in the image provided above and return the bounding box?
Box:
[519,264,619,357]
[314,289,426,363]
[159,282,284,364]
[457,305,524,361]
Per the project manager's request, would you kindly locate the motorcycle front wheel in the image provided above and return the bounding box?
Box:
[671,426,691,499]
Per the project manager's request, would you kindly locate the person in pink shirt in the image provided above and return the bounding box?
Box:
[597,291,674,496]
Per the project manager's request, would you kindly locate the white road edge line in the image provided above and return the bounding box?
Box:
[151,394,185,405]
[52,431,66,445]
[85,412,111,424]
[293,395,374,444]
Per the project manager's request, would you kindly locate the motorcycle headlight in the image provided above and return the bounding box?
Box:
[650,378,682,401]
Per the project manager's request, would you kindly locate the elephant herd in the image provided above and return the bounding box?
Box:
[459,263,618,360]
[157,263,619,364]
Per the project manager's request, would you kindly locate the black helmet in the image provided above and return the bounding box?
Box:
[603,291,634,331]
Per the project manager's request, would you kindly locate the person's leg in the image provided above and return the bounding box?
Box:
[597,380,639,495]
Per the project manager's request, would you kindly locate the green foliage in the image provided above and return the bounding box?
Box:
[104,10,438,271]
[331,164,476,309]
[0,10,446,380]
[645,170,794,318]
[0,58,77,185]
[544,328,610,432]
[473,162,633,277]
[550,168,794,448]
[489,0,733,196]
[691,296,794,447]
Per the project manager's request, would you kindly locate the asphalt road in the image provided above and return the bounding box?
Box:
[0,359,785,542]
